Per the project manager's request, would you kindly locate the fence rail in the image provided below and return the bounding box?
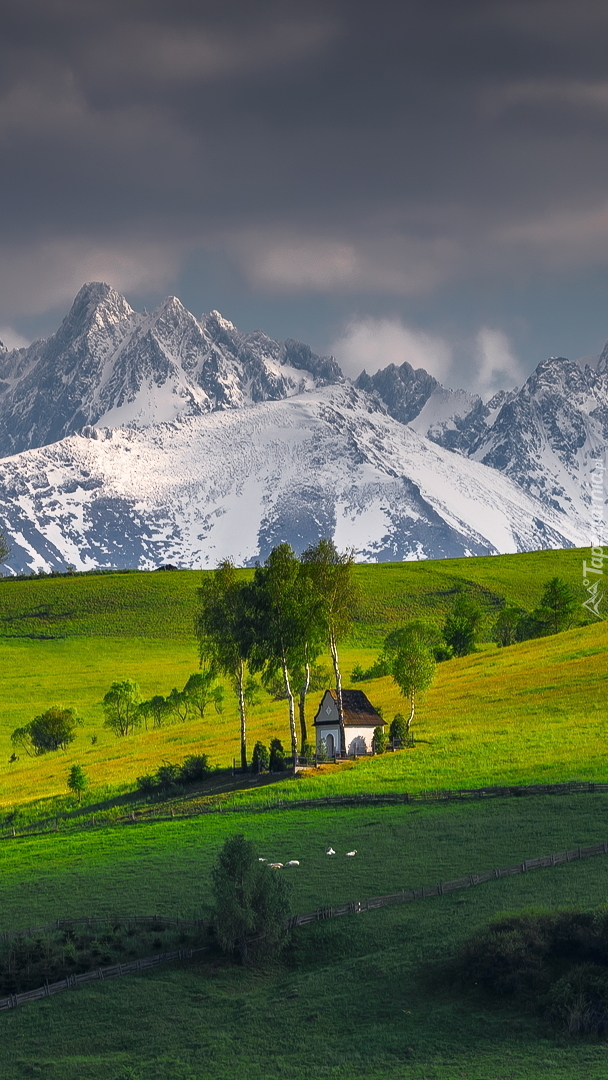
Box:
[0,914,205,945]
[0,944,209,1011]
[287,838,608,927]
[3,835,608,1011]
[3,779,608,841]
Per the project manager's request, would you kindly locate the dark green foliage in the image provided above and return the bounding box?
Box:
[389,713,409,747]
[136,753,211,792]
[269,737,286,771]
[179,754,212,783]
[454,908,608,1036]
[67,764,87,804]
[301,740,317,764]
[443,592,483,656]
[251,741,270,773]
[539,577,579,634]
[102,680,142,736]
[492,605,526,646]
[0,919,203,995]
[155,763,182,788]
[316,737,328,762]
[211,834,291,964]
[11,707,82,756]
[372,726,388,754]
[514,609,550,642]
[547,964,608,1037]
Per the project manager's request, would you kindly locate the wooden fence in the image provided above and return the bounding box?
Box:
[288,838,608,927]
[3,779,608,841]
[3,835,608,1011]
[0,944,209,1011]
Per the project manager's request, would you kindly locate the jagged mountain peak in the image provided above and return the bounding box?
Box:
[0,284,346,457]
[62,281,135,335]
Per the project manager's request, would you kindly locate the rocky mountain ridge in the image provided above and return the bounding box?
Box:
[0,282,342,457]
[0,282,604,571]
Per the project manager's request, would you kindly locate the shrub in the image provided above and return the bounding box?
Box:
[12,707,82,756]
[389,713,409,747]
[301,740,317,764]
[136,774,157,793]
[546,964,608,1036]
[372,726,388,754]
[269,738,286,772]
[251,742,270,773]
[179,754,211,782]
[316,738,328,762]
[155,763,182,788]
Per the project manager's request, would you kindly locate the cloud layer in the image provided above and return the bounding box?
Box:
[2,0,608,378]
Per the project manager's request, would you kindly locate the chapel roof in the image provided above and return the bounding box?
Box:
[314,689,384,728]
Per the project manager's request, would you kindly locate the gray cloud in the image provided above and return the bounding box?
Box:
[2,0,608,378]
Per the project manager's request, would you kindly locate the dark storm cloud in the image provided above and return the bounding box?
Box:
[2,0,608,361]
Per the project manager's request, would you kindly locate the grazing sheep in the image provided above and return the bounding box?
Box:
[346,850,357,856]
[326,847,336,855]
[285,860,300,866]
[258,857,267,861]
[268,862,284,869]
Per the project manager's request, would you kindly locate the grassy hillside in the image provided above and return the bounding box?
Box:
[1,549,606,1079]
[0,546,590,644]
[4,794,608,1078]
[0,617,605,818]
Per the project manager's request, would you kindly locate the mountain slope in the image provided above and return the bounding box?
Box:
[0,385,585,574]
[0,283,342,456]
[358,355,607,525]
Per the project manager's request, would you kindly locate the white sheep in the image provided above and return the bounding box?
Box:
[346,850,357,857]
[326,847,336,855]
[258,857,267,861]
[268,862,283,869]
[285,860,300,866]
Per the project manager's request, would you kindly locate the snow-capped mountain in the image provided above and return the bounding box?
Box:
[356,354,607,526]
[0,282,604,572]
[0,282,342,456]
[0,385,585,574]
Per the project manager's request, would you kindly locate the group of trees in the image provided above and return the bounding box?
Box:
[11,707,82,757]
[492,577,578,646]
[195,540,358,769]
[101,671,224,737]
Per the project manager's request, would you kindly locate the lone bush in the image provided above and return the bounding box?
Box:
[269,738,286,772]
[389,713,409,747]
[251,741,270,773]
[11,707,82,756]
[372,726,388,754]
[211,835,291,965]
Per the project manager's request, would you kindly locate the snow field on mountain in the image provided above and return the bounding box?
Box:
[0,386,586,573]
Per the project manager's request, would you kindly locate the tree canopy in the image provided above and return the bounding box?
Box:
[211,835,291,965]
[196,560,257,769]
[102,681,142,736]
[390,623,437,738]
[11,707,82,756]
[300,539,358,743]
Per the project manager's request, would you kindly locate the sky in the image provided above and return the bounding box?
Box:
[2,0,608,393]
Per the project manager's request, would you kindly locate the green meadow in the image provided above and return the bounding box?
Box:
[1,547,607,1079]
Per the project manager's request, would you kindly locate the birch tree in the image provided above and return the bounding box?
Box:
[301,539,358,753]
[195,560,255,770]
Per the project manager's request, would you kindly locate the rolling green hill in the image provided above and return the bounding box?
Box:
[0,546,590,644]
[1,547,606,1079]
